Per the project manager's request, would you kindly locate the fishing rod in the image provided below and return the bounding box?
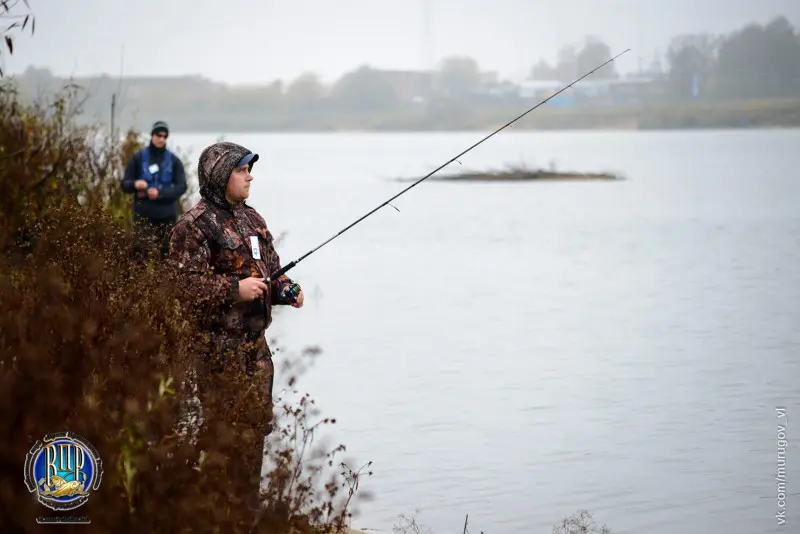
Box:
[268,49,631,284]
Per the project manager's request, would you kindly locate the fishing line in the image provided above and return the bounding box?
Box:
[268,49,631,281]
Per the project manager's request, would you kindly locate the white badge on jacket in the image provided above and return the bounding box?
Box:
[250,236,261,259]
[148,163,159,174]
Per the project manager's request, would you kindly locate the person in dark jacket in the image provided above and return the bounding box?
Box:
[121,120,187,260]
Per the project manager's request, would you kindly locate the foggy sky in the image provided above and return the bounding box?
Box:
[3,0,799,85]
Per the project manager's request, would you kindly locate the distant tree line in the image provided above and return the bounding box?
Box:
[531,16,800,101]
[665,16,800,100]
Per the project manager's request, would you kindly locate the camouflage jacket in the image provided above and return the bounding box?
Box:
[168,142,294,368]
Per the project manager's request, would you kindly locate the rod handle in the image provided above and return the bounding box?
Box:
[268,260,296,282]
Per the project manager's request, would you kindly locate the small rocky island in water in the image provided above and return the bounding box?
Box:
[394,164,623,183]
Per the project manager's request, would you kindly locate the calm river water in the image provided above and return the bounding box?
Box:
[170,129,800,534]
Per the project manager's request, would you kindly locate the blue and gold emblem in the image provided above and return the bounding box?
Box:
[24,431,103,512]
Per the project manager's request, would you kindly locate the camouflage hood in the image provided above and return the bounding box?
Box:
[197,141,259,210]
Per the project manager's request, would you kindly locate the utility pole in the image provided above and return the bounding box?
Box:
[420,0,434,99]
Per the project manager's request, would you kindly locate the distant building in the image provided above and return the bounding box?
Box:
[607,76,666,105]
[485,81,521,97]
[480,70,500,87]
[517,80,575,107]
[516,76,665,107]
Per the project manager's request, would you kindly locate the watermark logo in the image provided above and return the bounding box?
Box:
[776,407,787,527]
[24,431,103,524]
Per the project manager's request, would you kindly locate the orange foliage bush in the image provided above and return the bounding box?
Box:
[0,84,370,533]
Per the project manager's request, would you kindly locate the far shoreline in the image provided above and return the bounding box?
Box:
[159,125,800,137]
[70,97,800,136]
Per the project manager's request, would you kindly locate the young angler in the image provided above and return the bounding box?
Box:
[169,141,304,493]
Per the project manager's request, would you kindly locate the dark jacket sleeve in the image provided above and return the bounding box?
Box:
[169,218,239,312]
[121,152,140,194]
[158,154,188,200]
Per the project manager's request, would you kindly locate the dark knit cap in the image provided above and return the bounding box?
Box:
[151,121,169,135]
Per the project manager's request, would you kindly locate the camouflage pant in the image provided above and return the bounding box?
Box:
[178,331,275,492]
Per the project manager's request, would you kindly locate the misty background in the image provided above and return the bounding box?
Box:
[2,3,799,534]
[4,0,800,84]
[3,0,800,132]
